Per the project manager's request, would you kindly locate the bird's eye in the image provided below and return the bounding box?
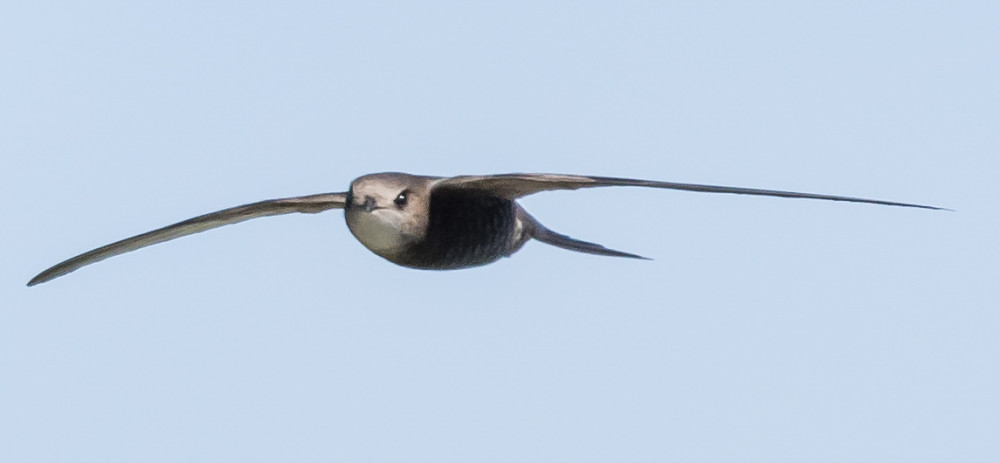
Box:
[394,191,409,208]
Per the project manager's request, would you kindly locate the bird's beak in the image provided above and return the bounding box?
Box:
[361,196,382,213]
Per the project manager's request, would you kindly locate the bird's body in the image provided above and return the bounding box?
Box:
[388,190,529,269]
[28,172,943,286]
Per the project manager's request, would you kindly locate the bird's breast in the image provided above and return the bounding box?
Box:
[395,191,525,270]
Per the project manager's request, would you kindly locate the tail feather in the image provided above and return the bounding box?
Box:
[529,219,649,260]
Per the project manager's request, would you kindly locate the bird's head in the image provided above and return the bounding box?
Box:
[345,173,433,257]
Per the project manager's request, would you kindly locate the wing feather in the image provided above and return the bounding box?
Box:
[28,192,347,286]
[434,173,944,210]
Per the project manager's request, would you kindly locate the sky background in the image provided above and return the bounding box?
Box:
[2,1,998,462]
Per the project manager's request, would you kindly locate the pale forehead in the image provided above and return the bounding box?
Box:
[350,172,429,194]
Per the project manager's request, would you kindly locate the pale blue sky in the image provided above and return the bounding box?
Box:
[3,1,998,462]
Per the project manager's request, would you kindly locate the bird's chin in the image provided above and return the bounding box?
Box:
[345,210,409,255]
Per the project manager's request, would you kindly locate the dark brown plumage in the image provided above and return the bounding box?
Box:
[28,172,943,286]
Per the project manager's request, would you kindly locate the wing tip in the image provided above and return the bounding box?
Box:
[611,249,653,261]
[27,264,73,287]
[27,271,55,287]
[895,202,951,211]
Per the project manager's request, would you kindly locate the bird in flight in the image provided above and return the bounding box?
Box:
[27,172,943,286]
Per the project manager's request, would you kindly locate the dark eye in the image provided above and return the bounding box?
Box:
[394,190,409,208]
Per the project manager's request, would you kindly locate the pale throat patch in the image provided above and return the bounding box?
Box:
[346,210,409,254]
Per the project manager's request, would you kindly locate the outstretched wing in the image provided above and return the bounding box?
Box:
[28,192,348,286]
[433,173,944,210]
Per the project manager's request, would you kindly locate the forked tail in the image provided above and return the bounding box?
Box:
[524,213,649,260]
